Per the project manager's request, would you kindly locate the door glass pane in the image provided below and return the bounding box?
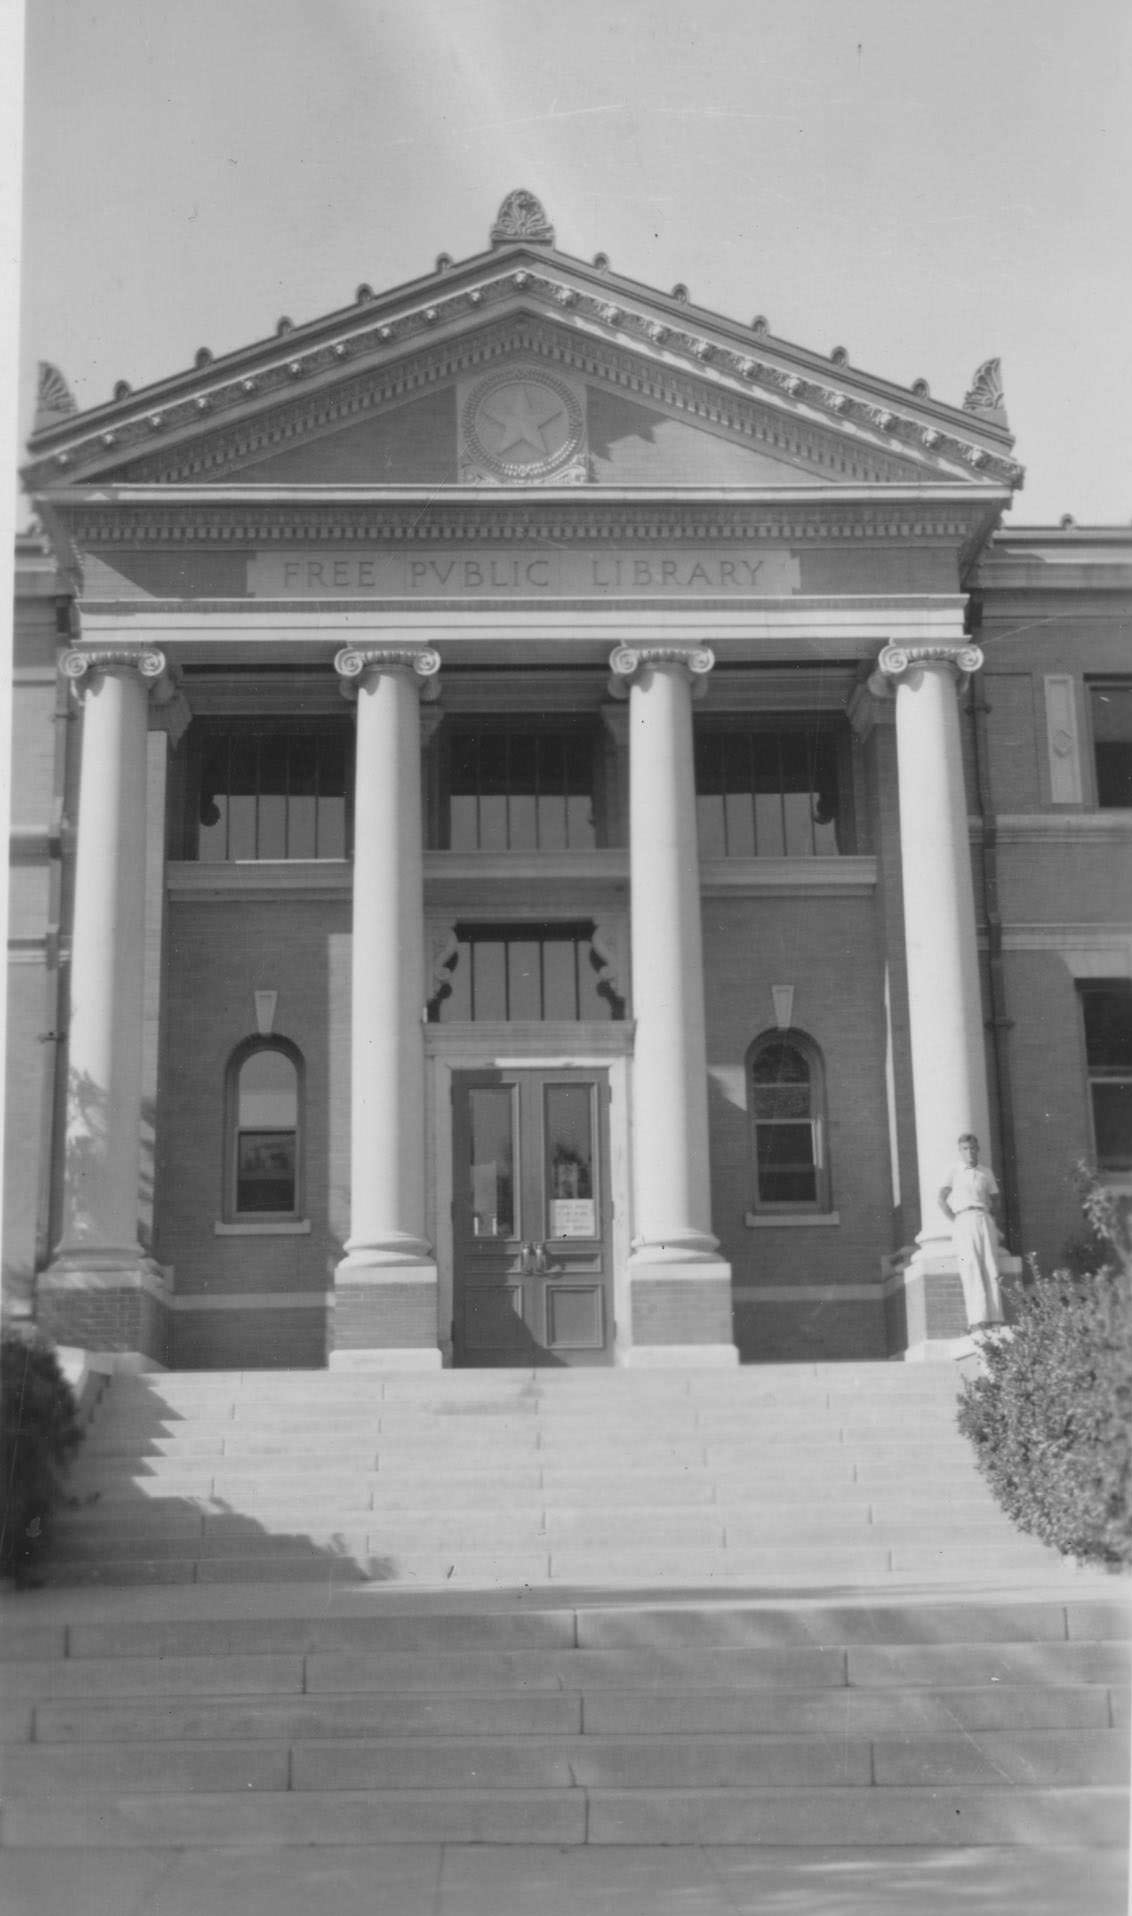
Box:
[544,1084,595,1238]
[467,1088,516,1237]
[508,940,542,1020]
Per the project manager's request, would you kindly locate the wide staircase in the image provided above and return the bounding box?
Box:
[1,1363,1128,1862]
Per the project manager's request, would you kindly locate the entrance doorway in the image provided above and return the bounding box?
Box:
[451,1068,613,1365]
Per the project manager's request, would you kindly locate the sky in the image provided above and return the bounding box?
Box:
[8,0,1132,528]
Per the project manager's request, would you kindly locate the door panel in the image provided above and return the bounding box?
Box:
[452,1068,612,1366]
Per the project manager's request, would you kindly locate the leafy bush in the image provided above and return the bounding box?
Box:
[0,1331,84,1586]
[957,1177,1132,1568]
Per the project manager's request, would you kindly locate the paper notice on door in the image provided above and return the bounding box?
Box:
[550,1199,596,1238]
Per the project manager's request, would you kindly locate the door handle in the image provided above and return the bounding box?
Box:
[531,1241,549,1275]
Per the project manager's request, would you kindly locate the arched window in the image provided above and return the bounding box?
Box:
[748,1031,830,1212]
[226,1040,302,1218]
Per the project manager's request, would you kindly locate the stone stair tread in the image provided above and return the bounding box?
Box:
[5,1785,1126,1851]
[12,1362,1125,1861]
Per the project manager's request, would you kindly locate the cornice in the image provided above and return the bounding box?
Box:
[58,489,1005,554]
[24,292,1022,496]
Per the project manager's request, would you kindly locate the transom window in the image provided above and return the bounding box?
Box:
[748,1032,829,1210]
[429,922,623,1022]
[1089,682,1132,809]
[695,725,844,857]
[193,725,351,861]
[1081,984,1132,1171]
[227,1041,302,1217]
[443,727,597,851]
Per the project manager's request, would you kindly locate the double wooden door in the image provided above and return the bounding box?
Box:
[451,1067,613,1366]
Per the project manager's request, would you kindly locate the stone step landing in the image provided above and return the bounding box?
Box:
[0,1596,1127,1851]
[50,1363,1069,1588]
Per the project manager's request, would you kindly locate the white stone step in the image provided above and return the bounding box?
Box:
[26,1680,1120,1748]
[4,1784,1124,1850]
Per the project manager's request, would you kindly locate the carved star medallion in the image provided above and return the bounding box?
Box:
[480,384,564,459]
[462,367,584,481]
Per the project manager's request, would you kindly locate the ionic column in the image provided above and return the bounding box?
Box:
[877,640,1016,1350]
[331,644,441,1370]
[609,644,736,1367]
[40,646,172,1363]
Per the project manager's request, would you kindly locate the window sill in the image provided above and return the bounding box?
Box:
[745,1211,840,1229]
[214,1219,312,1236]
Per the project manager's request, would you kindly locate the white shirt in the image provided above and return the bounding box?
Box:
[944,1162,999,1212]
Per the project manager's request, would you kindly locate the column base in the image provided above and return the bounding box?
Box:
[882,1243,1024,1362]
[626,1255,738,1361]
[35,1256,171,1366]
[331,1256,441,1364]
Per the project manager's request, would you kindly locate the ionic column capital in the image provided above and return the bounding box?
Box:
[62,646,168,695]
[608,643,715,699]
[876,641,984,684]
[334,645,442,701]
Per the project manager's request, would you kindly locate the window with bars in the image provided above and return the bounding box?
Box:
[1081,983,1132,1172]
[695,724,845,857]
[191,725,351,860]
[429,922,624,1022]
[442,727,597,851]
[748,1032,830,1210]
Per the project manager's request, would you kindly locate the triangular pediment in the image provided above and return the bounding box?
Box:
[23,194,1022,498]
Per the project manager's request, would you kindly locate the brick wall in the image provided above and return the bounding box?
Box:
[157,896,350,1321]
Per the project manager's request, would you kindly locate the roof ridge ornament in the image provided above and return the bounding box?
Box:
[963,356,1009,427]
[490,189,555,248]
[34,361,77,432]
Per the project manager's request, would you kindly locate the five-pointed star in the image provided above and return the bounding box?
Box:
[481,384,564,457]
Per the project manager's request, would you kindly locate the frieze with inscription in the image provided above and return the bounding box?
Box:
[247,547,801,598]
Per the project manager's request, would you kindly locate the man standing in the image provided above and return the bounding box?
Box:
[938,1133,1006,1334]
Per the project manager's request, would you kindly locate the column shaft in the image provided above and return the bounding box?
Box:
[57,665,153,1258]
[39,649,170,1365]
[331,645,441,1369]
[611,645,736,1367]
[887,649,990,1250]
[626,662,716,1257]
[344,665,429,1263]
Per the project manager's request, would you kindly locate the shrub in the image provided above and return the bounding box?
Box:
[0,1331,84,1586]
[957,1177,1132,1568]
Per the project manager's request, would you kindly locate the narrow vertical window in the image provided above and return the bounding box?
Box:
[1081,984,1132,1171]
[228,1042,301,1217]
[748,1032,830,1211]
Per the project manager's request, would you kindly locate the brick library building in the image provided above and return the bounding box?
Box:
[6,191,1131,1374]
